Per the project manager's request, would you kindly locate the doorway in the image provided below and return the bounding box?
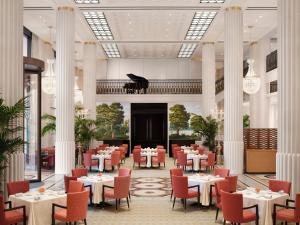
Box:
[131,103,167,150]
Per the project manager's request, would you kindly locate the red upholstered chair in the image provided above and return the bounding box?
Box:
[68,181,84,193]
[214,180,230,221]
[196,147,205,155]
[134,145,141,148]
[118,168,132,177]
[151,149,166,168]
[132,150,147,168]
[102,176,131,211]
[0,195,26,225]
[172,146,181,164]
[86,149,95,154]
[116,147,126,163]
[72,168,88,178]
[221,191,259,225]
[191,144,198,150]
[200,153,215,172]
[172,176,200,211]
[156,145,164,149]
[269,179,291,195]
[214,168,230,177]
[64,175,77,193]
[176,151,193,171]
[225,175,238,193]
[104,151,121,172]
[7,181,30,196]
[83,153,99,172]
[170,168,184,200]
[273,193,300,225]
[52,191,89,225]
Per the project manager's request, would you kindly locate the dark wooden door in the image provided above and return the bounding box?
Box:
[131,103,167,150]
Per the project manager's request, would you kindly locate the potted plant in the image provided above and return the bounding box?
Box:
[0,98,26,192]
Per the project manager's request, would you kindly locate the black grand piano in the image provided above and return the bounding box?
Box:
[123,73,149,94]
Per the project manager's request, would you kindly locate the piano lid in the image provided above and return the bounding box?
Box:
[126,73,148,82]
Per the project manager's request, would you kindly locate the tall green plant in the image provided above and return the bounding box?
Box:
[0,98,25,171]
[41,114,56,136]
[190,115,219,151]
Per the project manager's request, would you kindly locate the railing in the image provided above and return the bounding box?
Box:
[215,77,224,94]
[96,79,202,94]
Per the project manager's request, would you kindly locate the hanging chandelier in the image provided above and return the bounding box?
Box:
[42,59,56,95]
[243,59,261,94]
[74,76,83,104]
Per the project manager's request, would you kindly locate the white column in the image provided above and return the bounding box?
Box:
[0,0,24,182]
[277,0,300,197]
[55,6,75,174]
[202,42,216,116]
[83,42,97,120]
[249,41,269,128]
[223,6,244,175]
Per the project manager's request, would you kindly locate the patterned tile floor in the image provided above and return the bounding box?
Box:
[33,157,272,225]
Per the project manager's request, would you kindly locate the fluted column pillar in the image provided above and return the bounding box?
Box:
[202,42,216,116]
[83,42,97,120]
[55,6,75,174]
[0,0,24,183]
[223,6,244,174]
[277,0,300,197]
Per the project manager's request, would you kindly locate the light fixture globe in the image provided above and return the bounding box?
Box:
[42,59,56,95]
[243,59,261,94]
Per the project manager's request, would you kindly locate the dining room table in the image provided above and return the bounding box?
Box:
[238,188,289,225]
[92,152,112,172]
[9,190,66,225]
[188,174,224,206]
[141,147,158,168]
[78,174,114,204]
[187,153,208,171]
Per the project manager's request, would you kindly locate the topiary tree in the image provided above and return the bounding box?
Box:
[169,104,190,136]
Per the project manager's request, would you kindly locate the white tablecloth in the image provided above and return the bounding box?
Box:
[188,175,224,206]
[239,189,289,225]
[78,175,114,203]
[9,191,66,225]
[141,150,157,168]
[92,154,111,171]
[187,154,208,171]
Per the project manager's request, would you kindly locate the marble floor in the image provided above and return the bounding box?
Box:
[32,157,273,225]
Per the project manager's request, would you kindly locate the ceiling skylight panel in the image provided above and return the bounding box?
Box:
[74,0,100,4]
[185,11,217,40]
[177,44,197,58]
[83,11,113,40]
[102,43,121,58]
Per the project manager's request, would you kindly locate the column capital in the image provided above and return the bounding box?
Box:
[202,41,215,45]
[84,41,97,45]
[225,6,242,11]
[57,6,74,12]
[250,41,258,46]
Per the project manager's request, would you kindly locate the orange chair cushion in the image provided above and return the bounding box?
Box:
[187,190,199,198]
[277,209,299,222]
[91,160,98,166]
[5,211,24,224]
[242,210,257,223]
[104,189,115,198]
[54,209,67,221]
[140,157,147,162]
[186,161,193,166]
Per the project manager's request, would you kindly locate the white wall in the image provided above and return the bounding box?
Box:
[96,58,202,80]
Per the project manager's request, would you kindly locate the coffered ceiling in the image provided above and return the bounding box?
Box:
[24,0,277,62]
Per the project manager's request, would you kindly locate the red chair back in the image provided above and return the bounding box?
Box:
[221,191,244,223]
[72,168,88,178]
[68,181,84,193]
[269,180,291,194]
[225,176,238,193]
[172,176,188,199]
[295,193,300,219]
[157,149,166,163]
[197,147,205,155]
[173,146,181,159]
[86,149,94,154]
[114,176,131,199]
[83,153,93,167]
[214,168,230,177]
[118,168,132,177]
[66,191,89,221]
[111,151,121,166]
[64,175,77,193]
[133,150,142,163]
[207,153,215,166]
[171,144,178,148]
[157,145,164,149]
[215,180,230,206]
[7,180,30,196]
[191,144,198,150]
[177,151,188,166]
[170,168,184,177]
[0,195,6,224]
[134,145,141,148]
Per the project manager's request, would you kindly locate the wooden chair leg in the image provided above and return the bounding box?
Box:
[223,220,226,225]
[170,189,173,201]
[215,208,219,221]
[115,199,118,211]
[172,197,176,209]
[126,197,130,208]
[83,219,87,225]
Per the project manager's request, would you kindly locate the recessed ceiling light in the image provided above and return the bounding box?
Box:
[74,0,100,3]
[178,43,197,58]
[102,43,121,58]
[83,11,114,40]
[185,11,217,40]
[200,0,225,3]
